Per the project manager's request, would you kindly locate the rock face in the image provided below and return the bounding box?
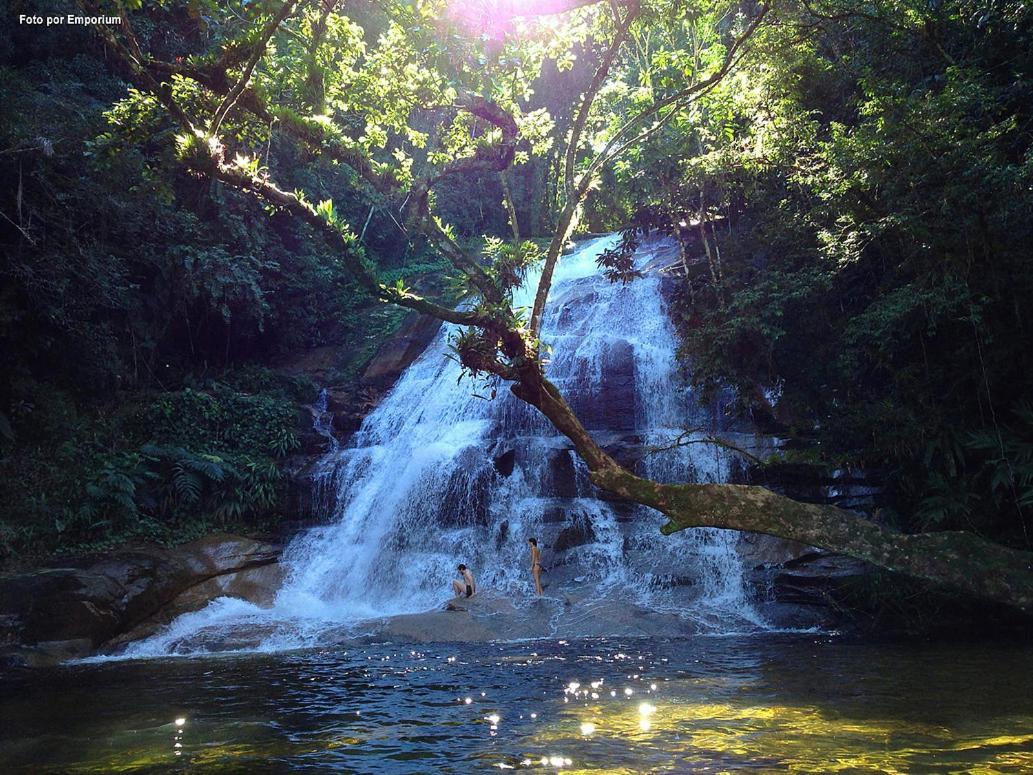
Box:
[361,312,443,389]
[280,312,446,523]
[568,338,637,432]
[0,534,280,665]
[553,515,596,553]
[747,461,882,512]
[747,547,873,630]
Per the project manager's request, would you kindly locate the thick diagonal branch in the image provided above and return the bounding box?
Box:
[506,359,1033,613]
[594,470,1033,613]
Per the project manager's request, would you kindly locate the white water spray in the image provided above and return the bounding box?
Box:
[124,235,770,657]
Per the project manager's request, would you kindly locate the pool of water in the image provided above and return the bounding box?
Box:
[2,635,1032,773]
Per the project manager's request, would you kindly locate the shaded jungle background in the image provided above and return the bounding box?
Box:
[1,0,1031,629]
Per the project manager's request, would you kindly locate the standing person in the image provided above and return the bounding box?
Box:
[451,564,476,599]
[528,537,543,596]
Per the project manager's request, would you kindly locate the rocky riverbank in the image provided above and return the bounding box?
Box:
[0,534,282,666]
[0,531,882,665]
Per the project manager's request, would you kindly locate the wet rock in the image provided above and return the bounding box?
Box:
[435,452,494,527]
[323,386,374,436]
[739,539,876,630]
[493,449,516,477]
[553,516,596,553]
[295,408,330,457]
[754,600,841,631]
[752,550,871,614]
[747,462,881,510]
[364,594,556,643]
[541,505,569,524]
[0,556,184,659]
[571,339,637,431]
[0,534,281,663]
[354,593,707,643]
[111,562,286,647]
[772,552,871,601]
[274,343,344,386]
[547,448,579,497]
[331,408,364,436]
[173,534,279,579]
[738,533,815,569]
[361,312,442,389]
[599,434,645,473]
[281,456,323,520]
[274,518,326,542]
[494,520,510,551]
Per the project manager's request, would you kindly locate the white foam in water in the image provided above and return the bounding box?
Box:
[121,235,774,659]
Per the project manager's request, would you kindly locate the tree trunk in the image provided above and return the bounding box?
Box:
[500,170,520,242]
[594,469,1033,613]
[509,368,1033,614]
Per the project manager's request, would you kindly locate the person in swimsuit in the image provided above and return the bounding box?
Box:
[528,537,543,596]
[452,564,476,598]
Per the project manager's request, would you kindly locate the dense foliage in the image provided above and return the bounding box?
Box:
[0,0,458,557]
[599,0,1033,547]
[2,0,1032,594]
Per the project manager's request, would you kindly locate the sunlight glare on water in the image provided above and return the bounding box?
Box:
[4,636,1033,773]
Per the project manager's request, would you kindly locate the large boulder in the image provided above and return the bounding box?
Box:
[748,549,873,631]
[546,448,579,497]
[767,551,872,605]
[0,534,280,665]
[738,533,815,570]
[108,561,286,648]
[361,312,442,389]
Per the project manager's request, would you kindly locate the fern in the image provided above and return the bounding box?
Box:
[171,463,203,504]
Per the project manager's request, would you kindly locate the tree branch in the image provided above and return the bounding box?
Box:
[563,1,639,198]
[139,38,399,196]
[432,92,521,185]
[304,0,339,112]
[87,0,1033,613]
[505,347,1033,614]
[642,429,763,465]
[527,3,769,335]
[202,153,489,324]
[210,0,302,136]
[84,3,196,131]
[500,170,521,242]
[593,470,1033,613]
[583,3,769,183]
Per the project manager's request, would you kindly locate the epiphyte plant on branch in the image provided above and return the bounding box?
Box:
[83,0,1033,611]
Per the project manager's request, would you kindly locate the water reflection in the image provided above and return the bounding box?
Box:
[2,635,1033,773]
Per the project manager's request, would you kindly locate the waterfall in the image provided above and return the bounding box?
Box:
[123,235,771,657]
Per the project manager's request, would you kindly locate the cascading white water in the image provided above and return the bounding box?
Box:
[123,235,772,657]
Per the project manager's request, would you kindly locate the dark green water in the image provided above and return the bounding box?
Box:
[2,635,1032,773]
